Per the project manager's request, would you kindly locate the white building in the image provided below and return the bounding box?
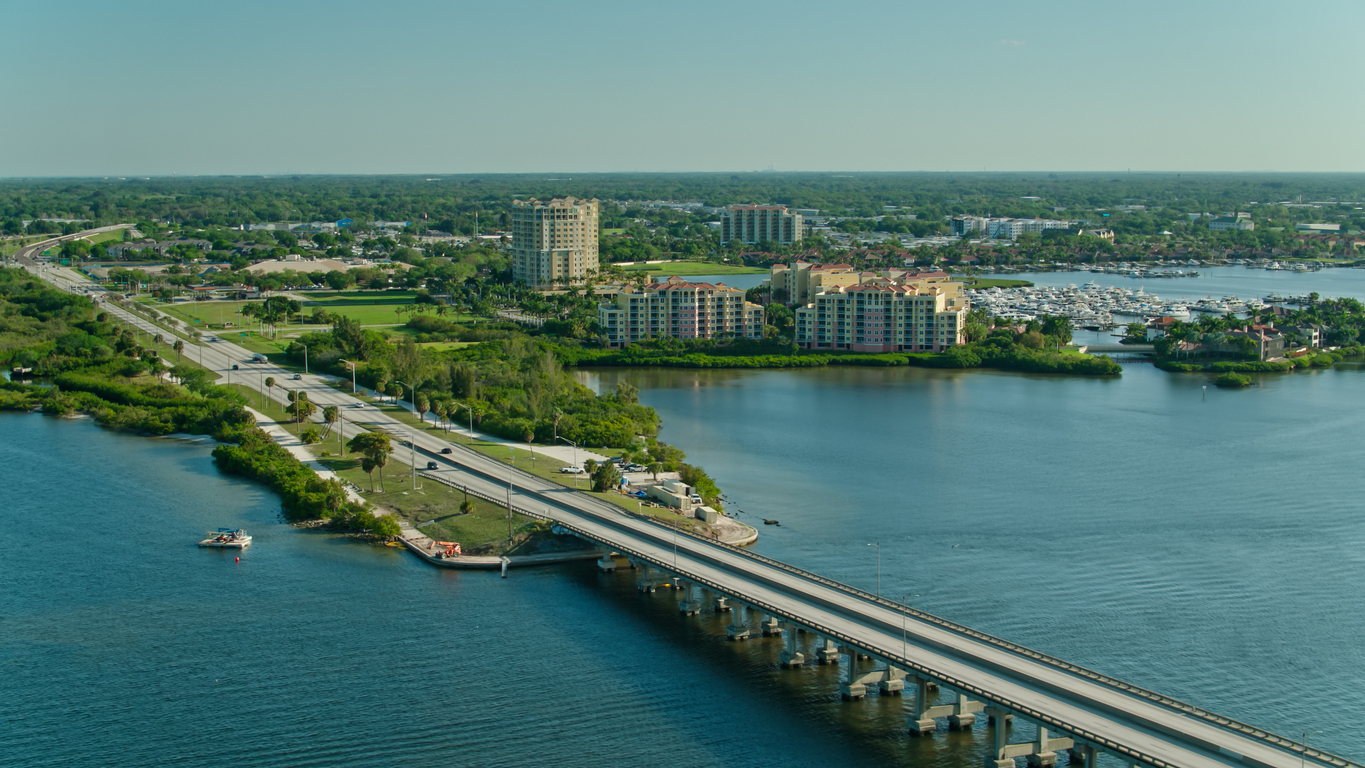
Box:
[510,197,600,288]
[719,205,804,246]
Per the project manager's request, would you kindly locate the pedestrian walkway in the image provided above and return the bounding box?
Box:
[246,407,368,507]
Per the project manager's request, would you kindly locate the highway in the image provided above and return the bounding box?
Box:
[14,231,1356,768]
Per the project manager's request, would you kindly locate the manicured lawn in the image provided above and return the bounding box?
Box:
[619,261,767,276]
[959,277,1035,288]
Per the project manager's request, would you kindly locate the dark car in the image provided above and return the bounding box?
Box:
[425,461,438,470]
[440,448,453,454]
[231,364,239,370]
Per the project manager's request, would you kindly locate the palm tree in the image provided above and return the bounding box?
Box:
[347,432,393,492]
[524,428,535,464]
[433,401,448,434]
[459,499,474,515]
[322,405,339,438]
[360,456,378,492]
[416,393,430,423]
[172,339,184,360]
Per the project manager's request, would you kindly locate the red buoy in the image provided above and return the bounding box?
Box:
[235,557,240,562]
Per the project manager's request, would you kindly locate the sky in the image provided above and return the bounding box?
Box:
[3,0,1363,176]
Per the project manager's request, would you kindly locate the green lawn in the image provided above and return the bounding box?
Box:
[619,261,767,276]
[155,296,476,329]
[417,341,476,351]
[364,402,706,531]
[314,455,542,554]
[84,230,126,245]
[959,277,1035,288]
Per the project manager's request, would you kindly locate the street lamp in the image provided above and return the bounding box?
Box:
[395,379,415,416]
[556,436,579,487]
[407,434,417,491]
[341,359,357,393]
[298,341,308,375]
[455,402,474,445]
[867,542,881,598]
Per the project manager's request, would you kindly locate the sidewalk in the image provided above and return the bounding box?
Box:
[246,407,368,507]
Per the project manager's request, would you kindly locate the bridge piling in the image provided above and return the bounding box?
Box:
[815,637,840,664]
[726,603,751,641]
[779,623,805,668]
[838,647,867,700]
[678,581,702,614]
[596,550,617,572]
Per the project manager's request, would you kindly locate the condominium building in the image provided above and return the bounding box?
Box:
[510,197,600,287]
[598,276,765,348]
[950,216,1075,239]
[720,205,804,246]
[793,275,969,352]
[769,262,959,306]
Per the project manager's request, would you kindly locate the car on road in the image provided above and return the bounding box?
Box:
[231,364,239,370]
[425,461,438,470]
[250,354,268,363]
[440,448,453,454]
[559,466,585,474]
[207,336,218,342]
[350,402,365,409]
[291,374,302,380]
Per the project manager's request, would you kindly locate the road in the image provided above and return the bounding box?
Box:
[14,230,1355,768]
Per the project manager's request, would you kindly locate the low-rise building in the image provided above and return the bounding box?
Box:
[598,276,765,348]
[645,479,700,513]
[1210,216,1255,232]
[1296,223,1341,233]
[793,274,969,352]
[950,217,1075,239]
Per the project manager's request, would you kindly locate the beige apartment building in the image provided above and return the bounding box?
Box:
[770,261,961,305]
[511,197,599,287]
[720,205,804,246]
[794,274,969,352]
[598,276,765,348]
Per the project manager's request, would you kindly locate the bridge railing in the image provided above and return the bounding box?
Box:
[417,450,1355,768]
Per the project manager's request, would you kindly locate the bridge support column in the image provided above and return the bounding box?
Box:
[713,595,731,612]
[985,707,1013,768]
[779,623,805,668]
[758,614,781,636]
[838,647,866,700]
[909,677,937,735]
[597,551,617,572]
[949,694,979,730]
[1025,728,1058,768]
[678,581,701,615]
[726,604,750,641]
[1068,745,1097,768]
[878,666,906,696]
[816,637,840,664]
[636,566,658,593]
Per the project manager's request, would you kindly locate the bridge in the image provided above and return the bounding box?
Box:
[1076,344,1155,357]
[16,234,1355,768]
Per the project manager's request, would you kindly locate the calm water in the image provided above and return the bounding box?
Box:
[1,415,993,768]
[583,361,1365,761]
[8,358,1365,766]
[1025,265,1365,303]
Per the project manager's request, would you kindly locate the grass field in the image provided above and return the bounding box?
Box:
[959,277,1035,288]
[155,294,478,330]
[618,261,766,276]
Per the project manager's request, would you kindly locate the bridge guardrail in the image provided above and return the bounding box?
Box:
[416,432,1352,767]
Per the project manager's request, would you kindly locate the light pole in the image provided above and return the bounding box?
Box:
[867,542,881,598]
[341,359,357,393]
[298,341,308,375]
[395,379,415,416]
[556,436,579,487]
[1304,731,1321,768]
[455,402,474,445]
[408,435,416,490]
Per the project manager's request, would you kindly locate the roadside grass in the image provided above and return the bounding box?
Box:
[618,261,766,276]
[83,230,125,245]
[313,455,540,553]
[416,341,476,351]
[364,402,705,531]
[154,296,481,329]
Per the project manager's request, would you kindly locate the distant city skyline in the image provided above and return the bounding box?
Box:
[3,0,1363,177]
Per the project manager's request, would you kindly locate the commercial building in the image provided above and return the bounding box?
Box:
[598,276,765,348]
[720,205,804,246]
[1210,216,1255,232]
[1296,223,1340,233]
[510,197,600,287]
[794,274,969,352]
[950,217,1075,239]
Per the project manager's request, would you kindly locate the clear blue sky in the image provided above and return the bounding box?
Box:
[4,0,1362,176]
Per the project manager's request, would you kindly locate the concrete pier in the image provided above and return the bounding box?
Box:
[597,551,617,572]
[677,581,702,614]
[878,666,906,696]
[838,648,866,700]
[758,615,781,636]
[779,623,805,668]
[816,637,840,664]
[713,595,731,612]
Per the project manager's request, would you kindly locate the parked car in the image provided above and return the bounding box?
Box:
[558,466,585,474]
[425,461,438,470]
[440,448,453,455]
[626,463,646,472]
